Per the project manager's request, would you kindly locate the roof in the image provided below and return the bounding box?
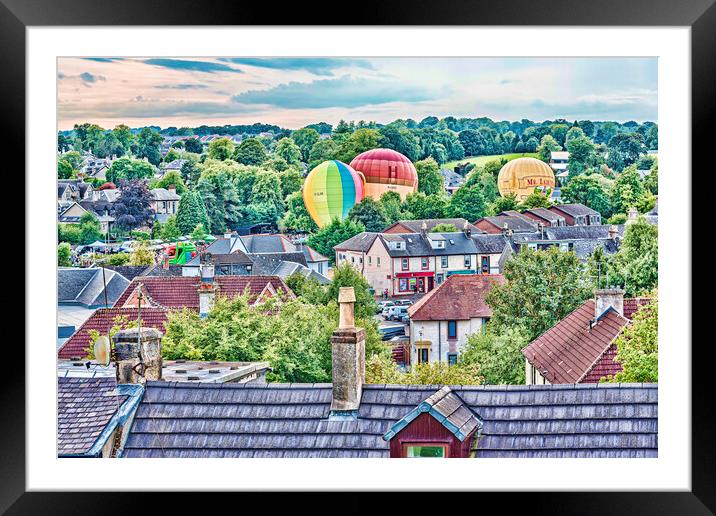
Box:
[150,188,181,201]
[524,207,565,223]
[58,268,130,308]
[57,307,170,359]
[472,234,510,254]
[210,252,254,265]
[624,298,652,320]
[242,234,295,254]
[333,232,380,252]
[246,253,308,275]
[162,360,271,383]
[549,203,600,218]
[122,382,657,458]
[522,300,630,384]
[57,377,142,456]
[383,219,479,234]
[408,274,504,321]
[476,215,538,233]
[301,245,328,263]
[113,275,292,309]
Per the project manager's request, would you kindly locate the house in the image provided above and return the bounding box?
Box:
[549,203,602,226]
[382,218,480,235]
[520,207,566,227]
[407,274,504,365]
[158,159,187,177]
[58,198,116,233]
[440,168,465,196]
[116,293,657,458]
[549,150,569,178]
[522,289,652,385]
[335,228,509,296]
[473,214,538,234]
[58,179,93,206]
[80,153,114,180]
[149,186,181,222]
[511,224,624,260]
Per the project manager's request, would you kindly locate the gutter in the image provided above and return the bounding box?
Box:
[83,383,144,458]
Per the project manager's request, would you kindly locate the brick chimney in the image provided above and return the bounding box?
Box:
[463,221,472,238]
[627,206,639,223]
[594,288,624,318]
[167,184,176,195]
[608,224,618,239]
[330,287,365,417]
[198,261,217,318]
[113,327,163,384]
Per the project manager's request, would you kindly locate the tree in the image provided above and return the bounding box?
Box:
[150,170,187,194]
[608,297,658,383]
[606,217,658,296]
[549,123,569,146]
[348,197,388,232]
[291,127,320,162]
[307,218,365,264]
[184,138,203,154]
[58,243,72,266]
[106,157,155,184]
[111,124,135,154]
[415,157,444,195]
[337,128,384,163]
[175,190,203,235]
[379,191,404,224]
[448,185,486,221]
[308,138,339,170]
[518,191,552,210]
[606,132,646,171]
[207,137,235,161]
[402,192,448,219]
[565,126,585,143]
[611,165,646,215]
[234,138,267,166]
[275,137,302,165]
[190,223,209,241]
[379,124,420,161]
[251,170,286,224]
[461,325,529,384]
[134,128,163,166]
[566,135,597,178]
[326,262,377,318]
[278,169,303,199]
[78,211,103,244]
[486,247,593,340]
[112,180,155,232]
[365,355,482,385]
[561,174,612,217]
[536,134,562,163]
[431,223,457,232]
[488,193,519,215]
[180,159,201,187]
[160,215,181,241]
[195,161,244,232]
[58,159,74,179]
[129,241,155,266]
[280,191,319,233]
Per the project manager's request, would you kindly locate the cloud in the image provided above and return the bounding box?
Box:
[219,57,373,76]
[231,76,442,109]
[154,83,209,90]
[59,98,262,119]
[58,72,106,86]
[143,58,242,74]
[82,57,124,63]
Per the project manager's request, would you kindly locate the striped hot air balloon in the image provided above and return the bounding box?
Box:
[349,148,418,201]
[303,160,365,228]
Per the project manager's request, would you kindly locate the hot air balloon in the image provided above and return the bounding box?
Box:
[349,148,418,201]
[497,157,556,201]
[303,160,365,228]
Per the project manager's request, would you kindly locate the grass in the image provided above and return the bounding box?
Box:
[442,152,538,170]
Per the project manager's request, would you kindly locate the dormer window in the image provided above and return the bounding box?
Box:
[404,444,448,458]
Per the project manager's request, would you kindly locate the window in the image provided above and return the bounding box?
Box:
[401,258,409,271]
[377,257,381,266]
[351,256,355,263]
[464,255,471,268]
[441,256,448,268]
[447,320,457,340]
[404,444,447,458]
[481,256,489,274]
[368,256,372,265]
[436,273,444,285]
[421,257,429,270]
[417,347,429,364]
[447,353,458,366]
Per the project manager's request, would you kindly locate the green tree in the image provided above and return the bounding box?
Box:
[606,132,646,171]
[106,157,155,184]
[365,355,482,385]
[326,262,377,318]
[58,159,74,179]
[234,138,267,166]
[58,242,72,266]
[207,137,235,161]
[415,157,444,196]
[348,197,388,232]
[337,128,384,163]
[608,297,658,383]
[278,169,303,199]
[488,193,519,215]
[129,241,155,266]
[190,223,209,241]
[431,223,457,232]
[308,138,339,170]
[518,191,552,210]
[184,138,203,154]
[402,192,448,219]
[611,165,646,214]
[280,191,318,233]
[150,170,188,194]
[536,134,562,163]
[486,247,593,340]
[134,127,163,166]
[561,174,612,217]
[78,211,103,244]
[307,218,365,264]
[566,135,597,178]
[461,325,529,384]
[275,137,302,165]
[291,127,320,162]
[160,215,181,241]
[379,191,404,224]
[448,185,486,221]
[379,124,420,161]
[175,190,202,235]
[606,217,658,296]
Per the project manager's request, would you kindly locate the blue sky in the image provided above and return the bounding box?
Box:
[57,57,657,130]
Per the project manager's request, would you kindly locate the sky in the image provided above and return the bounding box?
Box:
[57,57,657,131]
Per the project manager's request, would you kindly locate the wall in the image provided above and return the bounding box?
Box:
[388,412,474,458]
[474,220,501,234]
[364,238,392,296]
[524,359,551,385]
[410,317,486,365]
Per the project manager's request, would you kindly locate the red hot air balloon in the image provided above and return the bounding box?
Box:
[349,148,418,201]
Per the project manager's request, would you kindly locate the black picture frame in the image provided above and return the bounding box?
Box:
[5,0,709,512]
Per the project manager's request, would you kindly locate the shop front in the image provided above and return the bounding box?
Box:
[394,271,434,295]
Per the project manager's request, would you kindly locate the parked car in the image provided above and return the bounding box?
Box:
[382,305,400,319]
[396,299,413,307]
[399,313,410,323]
[379,324,405,341]
[377,300,395,315]
[390,306,409,321]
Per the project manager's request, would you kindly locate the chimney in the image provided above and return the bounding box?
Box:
[168,184,176,194]
[420,221,428,236]
[113,327,163,384]
[594,288,624,318]
[627,206,639,223]
[608,224,618,240]
[463,221,472,238]
[198,260,217,318]
[330,287,365,417]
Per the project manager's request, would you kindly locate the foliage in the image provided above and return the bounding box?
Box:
[173,190,201,235]
[113,180,155,231]
[379,191,404,224]
[278,169,303,199]
[365,355,483,385]
[415,157,444,195]
[307,218,365,264]
[184,138,203,154]
[348,197,388,232]
[93,252,131,266]
[431,223,457,232]
[561,174,613,217]
[608,296,658,383]
[606,132,646,171]
[606,217,658,296]
[275,137,302,165]
[58,243,72,266]
[325,262,378,318]
[150,170,187,194]
[280,190,318,233]
[566,135,597,178]
[207,137,235,161]
[536,134,562,163]
[611,165,646,215]
[134,127,163,165]
[607,213,627,225]
[160,215,181,240]
[291,127,320,162]
[517,191,552,210]
[461,325,529,384]
[234,138,267,166]
[402,192,448,219]
[307,138,339,170]
[486,247,593,341]
[337,128,384,163]
[487,193,519,215]
[448,185,486,221]
[58,159,74,179]
[86,315,139,358]
[129,241,155,266]
[190,223,209,241]
[107,157,155,184]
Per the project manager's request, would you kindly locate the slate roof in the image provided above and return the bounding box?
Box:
[242,234,295,254]
[408,274,504,321]
[57,377,126,456]
[477,215,538,233]
[381,232,486,258]
[58,268,130,308]
[472,234,510,254]
[122,382,657,458]
[524,207,565,224]
[301,245,328,263]
[384,219,479,234]
[113,275,292,309]
[150,188,181,201]
[57,307,170,359]
[333,232,380,252]
[549,203,600,218]
[522,300,630,384]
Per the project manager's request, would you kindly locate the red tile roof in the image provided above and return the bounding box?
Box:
[58,307,169,359]
[408,274,504,321]
[623,297,652,320]
[113,275,293,309]
[522,299,630,384]
[581,344,622,383]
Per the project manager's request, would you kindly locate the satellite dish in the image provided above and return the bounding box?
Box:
[93,336,111,367]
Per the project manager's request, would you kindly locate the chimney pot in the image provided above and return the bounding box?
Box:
[113,327,163,384]
[330,286,365,416]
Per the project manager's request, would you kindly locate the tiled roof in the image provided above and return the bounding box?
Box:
[333,232,380,252]
[122,382,657,458]
[57,377,125,456]
[384,218,479,234]
[301,245,328,263]
[549,203,600,217]
[477,215,538,233]
[408,274,503,321]
[242,234,295,254]
[524,207,565,223]
[582,344,622,383]
[58,268,130,308]
[522,300,630,384]
[624,298,652,320]
[57,307,170,359]
[150,188,181,201]
[113,275,292,309]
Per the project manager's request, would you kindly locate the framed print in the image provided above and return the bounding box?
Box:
[6,0,712,512]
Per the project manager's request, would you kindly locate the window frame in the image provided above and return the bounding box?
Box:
[441,256,448,268]
[481,256,489,274]
[421,257,429,270]
[464,255,471,268]
[447,320,458,340]
[402,442,450,458]
[401,258,409,271]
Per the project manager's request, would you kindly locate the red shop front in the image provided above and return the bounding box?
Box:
[394,271,434,295]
